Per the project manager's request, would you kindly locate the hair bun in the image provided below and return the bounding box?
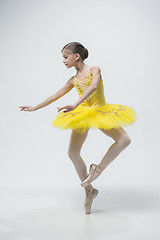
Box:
[61,42,89,61]
[84,48,88,60]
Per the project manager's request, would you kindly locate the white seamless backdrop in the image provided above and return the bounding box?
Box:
[0,0,159,188]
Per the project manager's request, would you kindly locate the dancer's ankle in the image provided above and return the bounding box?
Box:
[97,164,104,173]
[84,185,94,194]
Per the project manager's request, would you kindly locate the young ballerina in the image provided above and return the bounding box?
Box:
[19,42,137,214]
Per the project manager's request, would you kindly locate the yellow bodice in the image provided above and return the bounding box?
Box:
[52,70,137,134]
[73,71,107,109]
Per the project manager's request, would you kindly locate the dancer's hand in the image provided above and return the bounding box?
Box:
[19,105,36,111]
[57,104,77,113]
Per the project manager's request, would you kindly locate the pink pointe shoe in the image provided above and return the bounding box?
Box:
[81,163,101,188]
[84,188,99,214]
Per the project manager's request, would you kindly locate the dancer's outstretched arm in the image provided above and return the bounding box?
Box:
[19,76,74,111]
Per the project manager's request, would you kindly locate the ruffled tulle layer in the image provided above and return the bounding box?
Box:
[52,103,137,134]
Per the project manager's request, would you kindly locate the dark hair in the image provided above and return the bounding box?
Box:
[61,42,89,60]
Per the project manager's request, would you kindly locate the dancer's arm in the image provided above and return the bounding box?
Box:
[57,67,101,112]
[19,76,74,111]
[74,67,101,107]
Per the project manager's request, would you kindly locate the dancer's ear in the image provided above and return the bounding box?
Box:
[75,53,81,60]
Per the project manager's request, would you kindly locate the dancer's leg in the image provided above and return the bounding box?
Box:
[90,126,131,182]
[68,128,93,193]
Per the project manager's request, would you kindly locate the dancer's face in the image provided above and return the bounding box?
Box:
[62,49,80,68]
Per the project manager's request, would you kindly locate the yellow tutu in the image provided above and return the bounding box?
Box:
[52,70,137,134]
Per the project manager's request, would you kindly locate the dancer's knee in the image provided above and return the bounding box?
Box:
[68,148,79,160]
[118,135,131,148]
[68,149,74,159]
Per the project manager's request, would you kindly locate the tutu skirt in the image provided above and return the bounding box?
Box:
[52,103,137,134]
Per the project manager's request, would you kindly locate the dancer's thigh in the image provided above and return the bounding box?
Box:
[99,126,129,143]
[68,128,89,154]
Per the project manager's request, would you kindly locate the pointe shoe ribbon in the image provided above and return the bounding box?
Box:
[84,188,99,214]
[81,164,99,188]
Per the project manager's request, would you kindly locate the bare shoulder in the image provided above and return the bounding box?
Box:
[66,76,75,86]
[90,66,101,73]
[90,66,102,78]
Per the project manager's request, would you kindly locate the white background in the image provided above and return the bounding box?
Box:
[0,0,160,239]
[1,0,159,188]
